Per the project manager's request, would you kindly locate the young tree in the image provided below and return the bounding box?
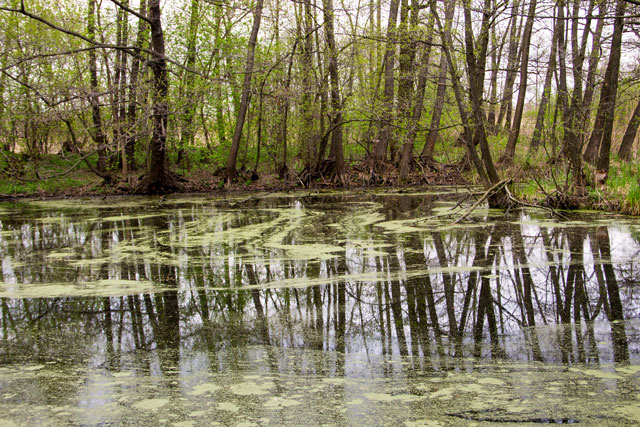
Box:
[87,0,111,181]
[371,0,400,170]
[501,0,537,164]
[322,0,346,180]
[225,0,264,182]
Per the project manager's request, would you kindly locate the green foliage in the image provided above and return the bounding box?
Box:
[605,159,640,215]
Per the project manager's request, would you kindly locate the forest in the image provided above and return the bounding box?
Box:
[0,0,639,208]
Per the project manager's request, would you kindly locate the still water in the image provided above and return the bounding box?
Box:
[0,188,639,425]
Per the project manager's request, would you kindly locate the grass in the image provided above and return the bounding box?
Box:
[604,158,640,215]
[0,152,101,196]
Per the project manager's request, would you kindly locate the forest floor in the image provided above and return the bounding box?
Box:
[0,151,638,216]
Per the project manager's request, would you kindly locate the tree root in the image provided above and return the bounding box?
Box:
[133,171,186,195]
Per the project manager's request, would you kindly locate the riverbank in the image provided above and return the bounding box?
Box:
[1,151,638,216]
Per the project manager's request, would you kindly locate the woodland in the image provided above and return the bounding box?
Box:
[0,0,639,209]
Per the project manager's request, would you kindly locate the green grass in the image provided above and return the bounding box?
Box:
[605,158,640,215]
[0,152,101,196]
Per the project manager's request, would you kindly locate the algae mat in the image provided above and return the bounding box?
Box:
[0,347,639,426]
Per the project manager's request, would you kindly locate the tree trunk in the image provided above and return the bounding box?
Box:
[323,0,345,180]
[529,6,559,154]
[399,15,435,179]
[299,0,317,172]
[134,0,176,193]
[87,0,111,181]
[462,0,500,186]
[431,0,490,189]
[595,0,626,180]
[225,0,264,182]
[559,0,594,165]
[496,0,521,129]
[372,0,400,166]
[581,0,605,132]
[486,19,501,134]
[618,98,640,161]
[126,0,147,172]
[555,1,569,135]
[501,0,537,164]
[177,0,200,169]
[278,41,297,179]
[420,46,449,160]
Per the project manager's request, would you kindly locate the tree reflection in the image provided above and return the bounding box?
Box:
[0,195,637,381]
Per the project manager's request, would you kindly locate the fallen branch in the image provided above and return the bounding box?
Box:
[7,147,112,183]
[453,178,510,224]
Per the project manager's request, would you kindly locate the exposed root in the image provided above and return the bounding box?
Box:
[134,171,186,195]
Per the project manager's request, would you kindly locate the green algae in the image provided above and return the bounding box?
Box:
[217,402,240,412]
[363,392,422,403]
[0,279,159,298]
[131,398,169,411]
[263,243,344,260]
[263,397,302,408]
[229,381,274,396]
[101,213,164,222]
[189,382,221,396]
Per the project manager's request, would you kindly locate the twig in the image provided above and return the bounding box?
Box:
[452,179,511,224]
[504,183,569,220]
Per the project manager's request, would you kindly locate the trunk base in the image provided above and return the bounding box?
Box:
[134,171,185,194]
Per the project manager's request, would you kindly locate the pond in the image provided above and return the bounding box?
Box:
[0,188,639,426]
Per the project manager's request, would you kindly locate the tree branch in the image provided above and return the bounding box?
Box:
[109,0,152,24]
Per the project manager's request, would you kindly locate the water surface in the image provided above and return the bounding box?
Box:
[0,188,639,425]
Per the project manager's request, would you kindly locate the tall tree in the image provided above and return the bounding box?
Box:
[501,0,537,164]
[496,0,521,129]
[87,0,111,181]
[125,0,148,172]
[399,14,435,179]
[371,0,400,168]
[177,0,201,168]
[529,6,559,154]
[225,0,264,182]
[134,0,176,193]
[323,0,346,180]
[594,0,626,181]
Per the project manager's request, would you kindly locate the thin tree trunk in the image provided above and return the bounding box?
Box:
[87,0,110,181]
[372,0,400,166]
[177,0,200,169]
[501,0,537,164]
[595,0,626,180]
[431,0,490,189]
[225,0,264,182]
[299,0,317,172]
[555,1,569,135]
[581,0,605,137]
[496,0,521,129]
[618,98,640,161]
[399,15,434,179]
[323,0,346,179]
[558,0,594,169]
[462,0,501,186]
[486,17,501,134]
[529,6,559,154]
[125,0,147,172]
[420,52,448,160]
